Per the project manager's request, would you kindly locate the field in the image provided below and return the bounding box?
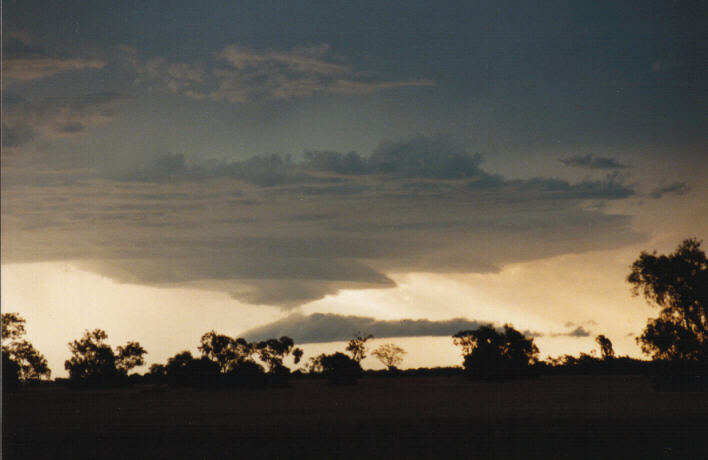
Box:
[3,375,707,459]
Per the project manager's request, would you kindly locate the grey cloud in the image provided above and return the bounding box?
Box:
[242,313,489,343]
[1,92,122,148]
[649,182,690,199]
[125,44,433,103]
[560,154,629,170]
[2,136,643,307]
[551,326,592,338]
[3,38,105,82]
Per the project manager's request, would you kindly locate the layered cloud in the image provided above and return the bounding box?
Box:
[124,43,433,102]
[1,136,644,307]
[242,313,490,343]
[3,38,105,82]
[649,182,690,199]
[1,92,121,150]
[560,154,629,170]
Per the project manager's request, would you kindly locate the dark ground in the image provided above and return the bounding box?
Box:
[3,375,707,459]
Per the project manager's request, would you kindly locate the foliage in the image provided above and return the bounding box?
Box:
[595,335,615,360]
[453,324,539,379]
[2,312,51,381]
[198,331,254,372]
[346,333,373,363]
[628,238,707,362]
[2,353,20,392]
[371,343,407,370]
[64,329,146,385]
[165,351,221,387]
[255,336,303,373]
[319,352,363,385]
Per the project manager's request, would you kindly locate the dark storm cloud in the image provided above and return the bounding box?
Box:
[1,135,643,307]
[242,313,489,343]
[560,154,629,170]
[649,182,691,199]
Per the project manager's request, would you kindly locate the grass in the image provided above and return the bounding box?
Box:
[4,375,708,459]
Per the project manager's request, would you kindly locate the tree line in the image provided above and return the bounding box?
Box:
[3,238,706,390]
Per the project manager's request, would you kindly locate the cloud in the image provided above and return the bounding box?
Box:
[649,182,690,199]
[1,92,121,149]
[124,44,433,103]
[551,326,592,338]
[3,38,105,82]
[560,154,629,170]
[1,136,642,307]
[242,313,491,343]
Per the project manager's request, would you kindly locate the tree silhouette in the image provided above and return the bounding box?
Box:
[198,331,254,372]
[628,238,707,362]
[64,329,146,385]
[371,343,407,370]
[255,336,303,374]
[1,313,51,381]
[319,352,363,385]
[453,324,539,379]
[595,335,615,360]
[346,332,373,363]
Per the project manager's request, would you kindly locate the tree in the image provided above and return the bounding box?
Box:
[165,351,221,388]
[1,312,51,381]
[319,352,363,385]
[198,331,254,372]
[371,343,407,370]
[64,329,147,384]
[628,238,707,362]
[595,335,615,360]
[116,341,147,373]
[453,324,539,379]
[255,336,303,374]
[346,333,373,363]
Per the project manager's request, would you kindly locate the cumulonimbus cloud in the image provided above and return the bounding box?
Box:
[1,136,642,307]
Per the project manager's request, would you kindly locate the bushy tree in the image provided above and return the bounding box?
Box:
[319,352,363,385]
[198,331,254,372]
[255,336,303,374]
[64,329,146,385]
[346,333,373,363]
[453,324,539,379]
[164,351,221,387]
[628,238,707,362]
[2,313,51,381]
[371,343,407,370]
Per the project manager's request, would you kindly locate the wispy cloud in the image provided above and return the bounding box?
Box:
[1,92,121,150]
[649,182,690,199]
[3,38,105,82]
[560,154,629,170]
[124,43,433,103]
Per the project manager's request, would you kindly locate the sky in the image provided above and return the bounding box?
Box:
[2,1,707,376]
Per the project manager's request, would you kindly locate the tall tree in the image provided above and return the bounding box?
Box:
[371,343,407,370]
[346,333,373,363]
[628,238,707,361]
[198,331,254,372]
[1,313,51,380]
[595,335,615,360]
[65,329,147,382]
